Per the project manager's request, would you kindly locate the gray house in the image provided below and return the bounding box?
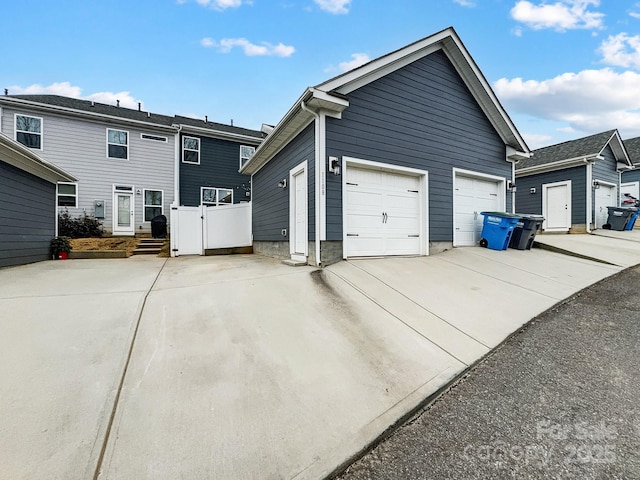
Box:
[175,115,264,207]
[0,132,76,268]
[621,137,640,201]
[241,27,530,266]
[0,95,177,236]
[515,130,632,232]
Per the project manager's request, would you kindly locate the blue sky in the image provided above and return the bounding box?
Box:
[2,0,640,148]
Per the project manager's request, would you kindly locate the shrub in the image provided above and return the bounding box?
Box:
[58,209,104,238]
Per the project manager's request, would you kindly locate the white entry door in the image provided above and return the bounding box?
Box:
[543,181,571,232]
[345,167,422,257]
[113,186,134,235]
[289,162,308,261]
[454,174,502,246]
[594,183,616,229]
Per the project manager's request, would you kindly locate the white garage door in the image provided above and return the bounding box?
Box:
[345,167,421,257]
[454,175,502,246]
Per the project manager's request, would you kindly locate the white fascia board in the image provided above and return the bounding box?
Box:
[602,130,633,166]
[175,124,263,144]
[0,97,177,132]
[0,132,76,183]
[515,156,597,177]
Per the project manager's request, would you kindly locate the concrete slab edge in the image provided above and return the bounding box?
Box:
[321,266,632,480]
[532,242,617,266]
[70,251,128,259]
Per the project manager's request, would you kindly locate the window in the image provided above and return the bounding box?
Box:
[57,183,78,207]
[239,145,255,170]
[141,133,168,142]
[183,136,200,164]
[201,187,233,206]
[107,128,129,159]
[143,189,163,221]
[15,114,43,149]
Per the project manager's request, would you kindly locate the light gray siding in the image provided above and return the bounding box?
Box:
[515,166,587,225]
[252,124,315,241]
[325,50,510,242]
[1,107,175,234]
[0,160,56,267]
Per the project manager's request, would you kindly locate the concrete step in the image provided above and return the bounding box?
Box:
[132,248,162,255]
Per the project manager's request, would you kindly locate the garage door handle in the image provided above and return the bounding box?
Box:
[408,234,419,237]
[347,233,359,237]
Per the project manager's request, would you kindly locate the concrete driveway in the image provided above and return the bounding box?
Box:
[0,242,629,480]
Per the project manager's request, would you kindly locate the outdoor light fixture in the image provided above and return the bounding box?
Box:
[278,178,287,189]
[508,181,517,192]
[328,156,341,176]
[593,180,600,189]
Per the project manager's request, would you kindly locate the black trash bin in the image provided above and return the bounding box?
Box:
[151,214,167,238]
[509,214,545,250]
[604,207,636,231]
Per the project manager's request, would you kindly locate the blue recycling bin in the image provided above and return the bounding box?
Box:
[624,209,639,231]
[479,212,521,251]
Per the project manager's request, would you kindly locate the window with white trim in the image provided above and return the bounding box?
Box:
[107,128,129,159]
[15,114,43,149]
[57,182,78,207]
[183,136,200,164]
[239,145,255,170]
[143,189,163,221]
[201,187,233,206]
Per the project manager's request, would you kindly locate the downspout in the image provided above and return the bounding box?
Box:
[511,159,516,214]
[300,100,322,267]
[174,125,183,206]
[585,158,592,233]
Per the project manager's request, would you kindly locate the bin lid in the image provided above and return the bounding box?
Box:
[607,206,637,212]
[514,213,545,220]
[480,211,521,218]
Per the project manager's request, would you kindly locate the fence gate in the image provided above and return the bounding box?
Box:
[170,203,252,256]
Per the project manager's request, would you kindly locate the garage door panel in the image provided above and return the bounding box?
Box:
[454,175,502,247]
[346,167,423,257]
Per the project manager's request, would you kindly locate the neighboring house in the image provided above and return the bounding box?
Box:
[0,132,76,268]
[0,94,177,236]
[515,130,632,233]
[175,115,264,207]
[621,137,640,200]
[241,27,530,267]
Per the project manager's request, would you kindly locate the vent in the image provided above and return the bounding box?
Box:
[141,133,168,142]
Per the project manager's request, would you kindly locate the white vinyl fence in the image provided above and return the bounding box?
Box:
[170,202,252,256]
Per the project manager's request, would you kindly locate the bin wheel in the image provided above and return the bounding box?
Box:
[479,238,488,248]
[603,223,611,230]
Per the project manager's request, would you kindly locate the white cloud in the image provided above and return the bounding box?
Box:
[201,37,295,57]
[314,0,350,14]
[453,0,476,7]
[522,133,554,149]
[338,53,371,72]
[510,0,604,31]
[187,0,247,9]
[494,68,640,136]
[598,33,640,70]
[6,82,141,109]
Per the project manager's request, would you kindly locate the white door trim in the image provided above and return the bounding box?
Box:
[112,184,135,236]
[341,156,429,259]
[452,168,507,247]
[542,180,572,232]
[289,160,308,262]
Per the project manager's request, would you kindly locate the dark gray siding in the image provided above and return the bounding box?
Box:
[180,135,252,206]
[515,166,587,224]
[325,50,510,242]
[622,168,640,183]
[0,161,56,267]
[592,144,620,212]
[252,124,315,241]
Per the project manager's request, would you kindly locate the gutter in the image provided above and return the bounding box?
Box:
[177,123,264,144]
[517,155,598,177]
[300,100,322,268]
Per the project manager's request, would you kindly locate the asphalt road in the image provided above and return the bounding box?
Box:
[336,265,640,480]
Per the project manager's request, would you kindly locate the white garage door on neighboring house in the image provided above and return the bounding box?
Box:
[621,182,639,203]
[345,166,423,257]
[453,172,504,246]
[594,182,616,229]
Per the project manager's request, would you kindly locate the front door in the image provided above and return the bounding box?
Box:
[113,186,134,235]
[543,181,571,232]
[594,183,616,229]
[289,162,307,262]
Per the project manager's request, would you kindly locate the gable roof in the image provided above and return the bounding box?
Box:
[516,130,632,175]
[242,26,530,175]
[1,94,176,129]
[0,132,76,184]
[0,95,264,142]
[623,136,640,166]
